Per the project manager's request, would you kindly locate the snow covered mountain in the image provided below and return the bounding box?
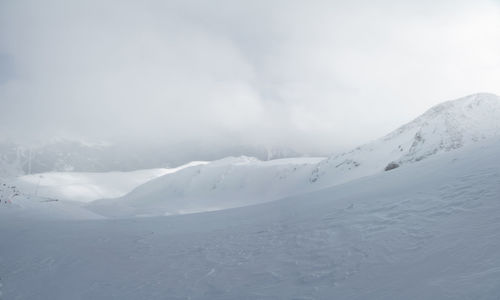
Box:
[90,93,500,217]
[1,93,500,299]
[310,92,500,184]
[0,177,102,220]
[0,138,306,176]
[0,138,128,175]
[14,161,208,203]
[2,128,500,299]
[89,157,324,216]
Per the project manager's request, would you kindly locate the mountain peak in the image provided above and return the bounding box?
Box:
[385,92,500,141]
[311,93,500,185]
[419,92,500,119]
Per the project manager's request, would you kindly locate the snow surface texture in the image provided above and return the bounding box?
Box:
[91,93,500,217]
[1,137,500,299]
[15,161,208,203]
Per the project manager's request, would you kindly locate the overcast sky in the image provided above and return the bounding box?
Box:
[0,0,499,154]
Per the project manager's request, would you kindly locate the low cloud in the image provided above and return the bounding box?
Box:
[1,0,499,155]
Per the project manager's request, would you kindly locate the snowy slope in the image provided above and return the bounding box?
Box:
[1,137,500,299]
[310,92,500,184]
[91,93,500,217]
[14,161,208,203]
[89,157,323,216]
[0,178,103,220]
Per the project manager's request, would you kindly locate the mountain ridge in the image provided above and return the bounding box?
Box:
[89,93,500,217]
[311,92,500,183]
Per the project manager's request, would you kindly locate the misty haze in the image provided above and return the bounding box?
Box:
[1,1,500,299]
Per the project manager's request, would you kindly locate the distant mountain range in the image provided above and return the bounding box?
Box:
[0,138,303,176]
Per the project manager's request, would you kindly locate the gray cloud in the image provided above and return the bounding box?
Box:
[0,0,499,155]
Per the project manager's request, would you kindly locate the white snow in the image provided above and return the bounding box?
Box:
[1,136,500,299]
[0,181,103,220]
[89,156,324,216]
[90,93,500,217]
[15,161,208,203]
[309,93,500,184]
[1,93,500,299]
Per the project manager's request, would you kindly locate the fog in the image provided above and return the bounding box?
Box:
[1,0,499,157]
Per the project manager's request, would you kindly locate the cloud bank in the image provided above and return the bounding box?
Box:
[1,0,499,155]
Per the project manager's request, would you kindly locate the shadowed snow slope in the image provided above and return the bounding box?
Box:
[90,93,500,217]
[1,137,500,299]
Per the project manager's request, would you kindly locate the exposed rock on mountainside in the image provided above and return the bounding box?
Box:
[310,93,500,184]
